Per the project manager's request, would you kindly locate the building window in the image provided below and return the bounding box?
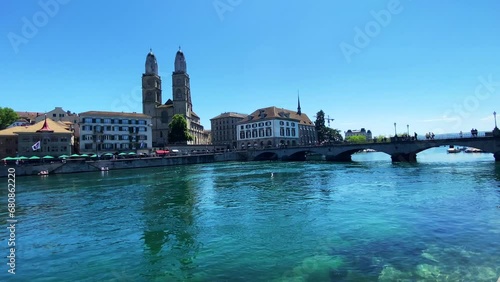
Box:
[280,127,284,136]
[83,118,92,123]
[104,119,111,124]
[240,132,245,139]
[266,127,272,137]
[122,119,129,124]
[246,131,251,138]
[291,128,296,136]
[286,128,290,136]
[286,122,289,126]
[259,129,264,137]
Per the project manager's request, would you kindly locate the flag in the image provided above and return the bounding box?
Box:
[32,140,41,151]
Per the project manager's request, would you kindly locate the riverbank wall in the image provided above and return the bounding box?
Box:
[1,152,246,177]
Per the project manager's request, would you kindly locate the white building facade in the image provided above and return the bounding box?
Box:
[78,111,152,154]
[236,106,316,149]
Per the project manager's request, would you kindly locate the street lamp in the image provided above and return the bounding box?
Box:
[494,111,497,128]
[394,122,397,137]
[407,124,409,137]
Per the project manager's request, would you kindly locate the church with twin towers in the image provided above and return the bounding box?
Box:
[142,48,209,147]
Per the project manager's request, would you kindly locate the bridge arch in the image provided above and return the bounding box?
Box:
[287,149,324,161]
[330,147,391,162]
[253,151,279,161]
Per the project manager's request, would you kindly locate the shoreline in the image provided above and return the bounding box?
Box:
[0,152,244,178]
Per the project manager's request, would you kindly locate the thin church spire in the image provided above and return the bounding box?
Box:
[297,90,301,115]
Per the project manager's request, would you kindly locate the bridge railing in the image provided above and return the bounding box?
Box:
[419,131,488,140]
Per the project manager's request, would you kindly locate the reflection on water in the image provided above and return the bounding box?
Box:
[1,148,499,281]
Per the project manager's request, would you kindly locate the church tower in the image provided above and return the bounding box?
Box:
[172,47,192,117]
[142,49,162,117]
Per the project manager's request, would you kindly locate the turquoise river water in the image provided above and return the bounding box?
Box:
[1,148,500,281]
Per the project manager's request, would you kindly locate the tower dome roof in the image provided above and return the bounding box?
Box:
[145,49,158,75]
[174,46,187,73]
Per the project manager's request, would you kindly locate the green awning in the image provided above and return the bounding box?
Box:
[2,157,17,161]
[90,154,98,158]
[104,153,114,156]
[80,154,89,157]
[18,156,28,160]
[58,155,69,159]
[128,152,136,155]
[70,154,80,157]
[42,155,54,159]
[118,152,127,155]
[29,156,41,160]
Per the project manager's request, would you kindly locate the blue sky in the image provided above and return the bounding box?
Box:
[1,0,500,136]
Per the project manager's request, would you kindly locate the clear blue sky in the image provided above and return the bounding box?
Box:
[2,0,500,136]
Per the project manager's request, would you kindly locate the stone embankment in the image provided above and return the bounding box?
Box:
[0,152,245,177]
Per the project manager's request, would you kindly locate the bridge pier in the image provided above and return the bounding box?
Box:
[494,152,500,162]
[391,153,417,162]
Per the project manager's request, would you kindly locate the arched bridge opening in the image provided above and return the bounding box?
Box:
[286,150,314,161]
[253,152,279,161]
[329,148,392,162]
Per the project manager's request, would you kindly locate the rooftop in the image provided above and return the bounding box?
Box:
[211,112,248,120]
[79,111,151,119]
[0,118,72,136]
[238,106,314,126]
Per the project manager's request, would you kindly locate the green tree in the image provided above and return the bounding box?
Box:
[314,110,326,142]
[314,110,342,143]
[374,135,389,142]
[325,127,343,142]
[168,114,193,144]
[346,135,367,143]
[0,107,18,130]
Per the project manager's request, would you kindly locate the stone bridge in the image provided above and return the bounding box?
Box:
[244,135,500,162]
